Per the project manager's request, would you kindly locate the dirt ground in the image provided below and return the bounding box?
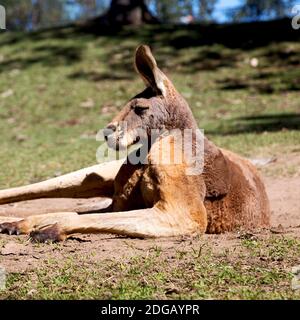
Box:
[0,153,299,275]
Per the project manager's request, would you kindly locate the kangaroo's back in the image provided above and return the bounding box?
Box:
[204,146,270,233]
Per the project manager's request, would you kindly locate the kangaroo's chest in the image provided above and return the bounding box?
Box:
[112,162,146,211]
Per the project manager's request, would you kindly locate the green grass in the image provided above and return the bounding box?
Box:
[1,236,300,300]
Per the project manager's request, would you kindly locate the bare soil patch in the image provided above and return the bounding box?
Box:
[0,153,299,277]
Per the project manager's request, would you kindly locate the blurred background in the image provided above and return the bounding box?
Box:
[0,0,299,188]
[1,0,299,30]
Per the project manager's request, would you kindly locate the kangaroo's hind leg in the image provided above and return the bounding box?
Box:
[0,206,203,242]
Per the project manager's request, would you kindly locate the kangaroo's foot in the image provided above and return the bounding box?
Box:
[30,223,65,243]
[0,212,78,237]
[0,219,65,242]
[0,220,27,235]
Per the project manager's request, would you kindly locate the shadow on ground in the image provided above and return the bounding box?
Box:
[219,67,300,93]
[208,112,300,135]
[0,18,300,79]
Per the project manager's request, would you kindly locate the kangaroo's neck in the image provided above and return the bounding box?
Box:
[147,101,199,151]
[167,96,198,131]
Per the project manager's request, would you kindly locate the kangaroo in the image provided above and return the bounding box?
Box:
[0,45,270,242]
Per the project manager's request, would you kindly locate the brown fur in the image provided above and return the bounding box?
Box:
[105,45,270,233]
[0,45,270,241]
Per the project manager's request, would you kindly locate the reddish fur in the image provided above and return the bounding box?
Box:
[107,45,270,233]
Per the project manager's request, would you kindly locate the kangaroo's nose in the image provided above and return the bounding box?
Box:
[103,123,117,141]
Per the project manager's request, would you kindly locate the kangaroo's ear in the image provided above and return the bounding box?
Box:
[134,45,169,96]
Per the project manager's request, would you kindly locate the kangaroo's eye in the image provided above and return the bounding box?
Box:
[134,105,149,116]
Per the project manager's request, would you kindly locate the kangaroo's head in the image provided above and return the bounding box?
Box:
[104,45,197,150]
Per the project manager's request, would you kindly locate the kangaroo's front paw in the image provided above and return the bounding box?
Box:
[0,220,28,235]
[30,223,66,243]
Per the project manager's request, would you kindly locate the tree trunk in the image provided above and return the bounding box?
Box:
[32,0,42,30]
[79,0,158,31]
[106,0,158,25]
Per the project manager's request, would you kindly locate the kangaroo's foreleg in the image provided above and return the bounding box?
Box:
[0,159,124,205]
[0,197,112,218]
